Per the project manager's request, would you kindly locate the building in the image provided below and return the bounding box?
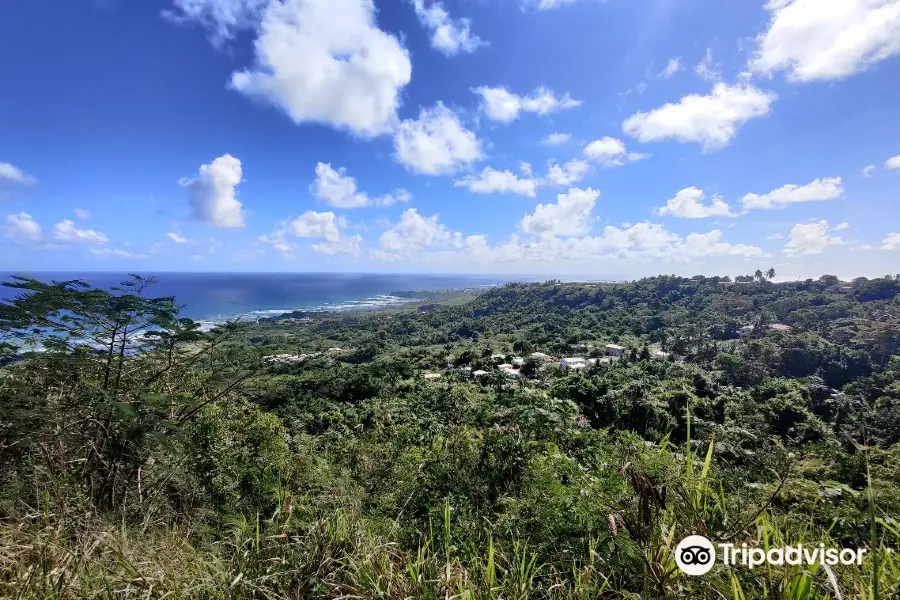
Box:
[472,370,488,378]
[561,357,587,368]
[529,352,553,362]
[837,286,853,294]
[739,325,755,338]
[421,373,442,380]
[768,323,792,332]
[653,350,670,360]
[511,357,525,367]
[605,344,626,357]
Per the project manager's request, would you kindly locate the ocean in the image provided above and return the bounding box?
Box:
[0,272,511,327]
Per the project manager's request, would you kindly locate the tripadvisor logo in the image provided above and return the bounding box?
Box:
[675,535,867,576]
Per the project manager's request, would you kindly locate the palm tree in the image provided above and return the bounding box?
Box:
[754,269,763,283]
[766,268,776,282]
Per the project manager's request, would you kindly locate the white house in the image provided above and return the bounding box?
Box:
[529,352,553,362]
[561,357,587,368]
[653,350,670,360]
[421,373,442,379]
[605,344,626,357]
[472,370,488,377]
[512,357,525,367]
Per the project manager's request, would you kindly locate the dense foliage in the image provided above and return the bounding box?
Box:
[1,273,899,599]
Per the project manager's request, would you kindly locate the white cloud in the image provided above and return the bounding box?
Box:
[312,233,363,257]
[0,212,42,241]
[657,57,682,79]
[834,222,851,231]
[288,210,343,242]
[695,48,721,81]
[0,162,37,187]
[310,162,411,208]
[455,167,538,197]
[256,229,294,256]
[73,208,91,219]
[179,154,245,228]
[886,155,900,171]
[750,0,900,83]
[623,83,776,151]
[544,159,592,187]
[783,220,846,255]
[88,247,151,260]
[863,164,876,177]
[740,177,844,211]
[163,0,267,44]
[520,187,599,237]
[582,136,647,167]
[542,132,571,146]
[882,233,900,250]
[228,0,412,137]
[377,208,462,256]
[410,0,484,56]
[51,220,109,245]
[167,231,191,244]
[393,102,482,175]
[656,186,734,219]
[473,86,581,123]
[523,0,579,9]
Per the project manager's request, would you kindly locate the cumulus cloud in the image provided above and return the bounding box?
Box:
[310,162,410,208]
[0,162,37,187]
[522,0,580,9]
[473,86,581,123]
[228,0,412,137]
[163,0,268,44]
[750,0,900,83]
[51,220,109,245]
[256,229,294,256]
[886,155,900,171]
[882,233,900,250]
[180,154,245,228]
[544,159,592,186]
[542,133,571,146]
[656,186,734,219]
[410,0,484,56]
[0,212,42,241]
[455,167,538,197]
[288,210,343,242]
[520,187,599,237]
[622,83,776,151]
[740,177,844,211]
[377,208,462,256]
[312,233,363,257]
[393,102,483,175]
[582,137,647,167]
[863,164,876,177]
[783,220,846,255]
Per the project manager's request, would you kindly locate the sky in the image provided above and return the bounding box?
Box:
[1,0,899,279]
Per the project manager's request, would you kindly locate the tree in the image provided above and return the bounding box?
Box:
[754,269,764,283]
[766,268,776,282]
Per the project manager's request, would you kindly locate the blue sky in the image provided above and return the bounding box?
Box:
[1,0,899,279]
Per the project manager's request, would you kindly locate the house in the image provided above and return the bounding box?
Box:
[421,373,442,380]
[768,323,792,332]
[567,362,588,370]
[739,325,755,338]
[498,363,513,370]
[561,357,587,368]
[472,370,488,377]
[529,352,553,362]
[498,364,521,377]
[605,344,626,357]
[653,350,670,360]
[511,357,525,367]
[837,286,853,294]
